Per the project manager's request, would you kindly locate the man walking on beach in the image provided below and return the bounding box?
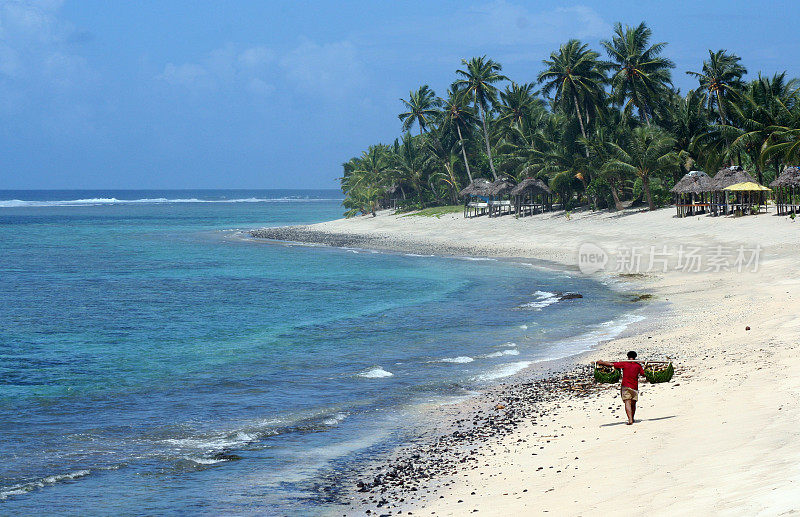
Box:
[597,351,645,425]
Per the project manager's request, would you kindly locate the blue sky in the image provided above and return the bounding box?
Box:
[2,0,800,189]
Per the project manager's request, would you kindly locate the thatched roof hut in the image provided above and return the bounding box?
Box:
[485,177,515,197]
[770,166,800,215]
[670,170,714,194]
[459,178,492,197]
[712,166,757,191]
[671,171,714,217]
[770,166,800,187]
[510,177,552,196]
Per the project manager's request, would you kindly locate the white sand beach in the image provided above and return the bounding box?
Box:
[257,207,800,515]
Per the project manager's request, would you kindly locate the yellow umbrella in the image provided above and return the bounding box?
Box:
[723,181,771,191]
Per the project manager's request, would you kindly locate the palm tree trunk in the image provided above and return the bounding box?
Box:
[641,99,652,126]
[609,179,624,211]
[456,124,473,182]
[642,175,655,210]
[573,94,590,159]
[716,90,726,125]
[446,165,459,204]
[477,101,498,180]
[630,79,652,126]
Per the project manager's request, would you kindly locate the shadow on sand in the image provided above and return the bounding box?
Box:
[600,415,677,427]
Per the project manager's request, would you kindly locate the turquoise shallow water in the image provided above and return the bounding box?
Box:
[0,190,635,514]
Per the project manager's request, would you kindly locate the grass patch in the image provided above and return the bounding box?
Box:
[401,205,462,218]
[630,293,654,302]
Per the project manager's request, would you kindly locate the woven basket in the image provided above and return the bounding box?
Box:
[594,363,621,383]
[643,362,674,383]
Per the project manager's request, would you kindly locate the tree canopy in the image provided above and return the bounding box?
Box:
[340,21,800,216]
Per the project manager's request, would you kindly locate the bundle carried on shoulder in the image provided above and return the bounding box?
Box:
[593,362,621,383]
[643,361,675,384]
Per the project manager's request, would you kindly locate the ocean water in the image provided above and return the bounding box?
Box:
[0,190,637,515]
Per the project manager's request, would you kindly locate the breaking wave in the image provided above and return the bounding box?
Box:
[0,197,340,208]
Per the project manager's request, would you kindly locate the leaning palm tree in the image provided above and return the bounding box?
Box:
[687,49,746,125]
[538,39,607,145]
[601,22,674,126]
[604,126,677,210]
[455,56,507,180]
[440,85,478,182]
[398,85,440,134]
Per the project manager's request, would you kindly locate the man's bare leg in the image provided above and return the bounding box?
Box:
[631,400,637,422]
[624,399,634,425]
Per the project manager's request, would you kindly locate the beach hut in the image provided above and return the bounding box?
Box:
[486,177,516,217]
[460,178,492,217]
[711,166,757,215]
[511,177,553,217]
[671,170,715,218]
[770,166,800,215]
[723,181,771,216]
[383,184,402,209]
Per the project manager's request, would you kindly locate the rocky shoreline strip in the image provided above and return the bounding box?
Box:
[249,226,506,258]
[340,364,624,516]
[250,226,380,249]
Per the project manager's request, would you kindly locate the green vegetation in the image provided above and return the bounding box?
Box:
[643,362,675,384]
[400,205,463,218]
[341,21,800,217]
[594,364,621,383]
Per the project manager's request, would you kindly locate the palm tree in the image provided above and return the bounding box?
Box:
[497,82,539,128]
[582,121,631,211]
[604,126,677,210]
[687,49,746,125]
[751,73,800,172]
[341,145,393,217]
[440,85,478,182]
[391,133,426,202]
[455,56,507,180]
[659,89,710,180]
[398,85,440,134]
[601,22,674,125]
[423,124,462,203]
[538,39,606,145]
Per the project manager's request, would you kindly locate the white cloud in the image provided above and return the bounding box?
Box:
[158,62,210,88]
[279,39,366,98]
[246,77,274,96]
[238,46,274,68]
[0,0,92,85]
[157,44,275,96]
[158,39,367,100]
[462,1,610,46]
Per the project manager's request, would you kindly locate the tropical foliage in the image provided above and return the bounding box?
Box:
[341,21,800,216]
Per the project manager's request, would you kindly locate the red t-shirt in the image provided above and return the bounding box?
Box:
[613,361,645,390]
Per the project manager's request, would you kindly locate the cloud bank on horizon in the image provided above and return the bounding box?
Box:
[1,0,798,189]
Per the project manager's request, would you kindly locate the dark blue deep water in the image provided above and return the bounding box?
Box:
[0,190,636,515]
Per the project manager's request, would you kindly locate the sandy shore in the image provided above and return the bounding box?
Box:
[252,206,800,515]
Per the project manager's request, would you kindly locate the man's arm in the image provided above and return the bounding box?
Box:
[596,360,614,367]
